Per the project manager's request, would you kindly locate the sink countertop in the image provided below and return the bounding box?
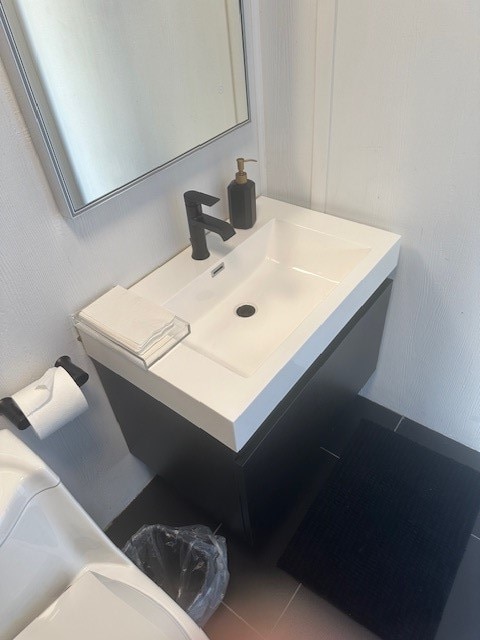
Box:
[78,197,400,452]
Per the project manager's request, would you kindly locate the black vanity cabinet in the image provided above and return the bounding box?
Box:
[94,279,392,545]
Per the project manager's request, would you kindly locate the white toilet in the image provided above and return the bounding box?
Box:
[0,429,210,640]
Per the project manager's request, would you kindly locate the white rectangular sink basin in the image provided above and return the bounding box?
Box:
[165,219,371,376]
[77,197,400,452]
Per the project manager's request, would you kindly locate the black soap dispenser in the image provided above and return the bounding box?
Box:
[228,157,257,229]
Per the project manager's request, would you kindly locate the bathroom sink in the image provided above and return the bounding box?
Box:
[164,218,371,376]
[77,197,400,451]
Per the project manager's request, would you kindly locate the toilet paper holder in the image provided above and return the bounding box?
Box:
[0,356,89,430]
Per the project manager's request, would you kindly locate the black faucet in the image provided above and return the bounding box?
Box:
[184,190,236,260]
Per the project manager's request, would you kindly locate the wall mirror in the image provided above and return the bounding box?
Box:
[0,0,249,217]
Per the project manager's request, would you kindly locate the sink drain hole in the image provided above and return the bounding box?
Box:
[236,304,256,318]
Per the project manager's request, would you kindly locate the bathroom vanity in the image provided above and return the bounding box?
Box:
[77,197,400,544]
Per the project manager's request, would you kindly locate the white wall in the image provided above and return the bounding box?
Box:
[0,3,262,527]
[259,0,318,209]
[260,0,480,450]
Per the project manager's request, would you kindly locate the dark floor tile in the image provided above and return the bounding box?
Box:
[268,584,380,640]
[397,418,480,473]
[321,396,402,456]
[105,476,219,548]
[435,536,480,640]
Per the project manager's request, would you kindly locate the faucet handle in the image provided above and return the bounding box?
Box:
[183,191,220,208]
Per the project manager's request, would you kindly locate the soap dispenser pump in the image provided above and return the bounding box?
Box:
[228,157,257,229]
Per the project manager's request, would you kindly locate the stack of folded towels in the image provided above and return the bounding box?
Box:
[78,286,189,367]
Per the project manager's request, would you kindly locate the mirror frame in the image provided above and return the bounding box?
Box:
[0,0,250,217]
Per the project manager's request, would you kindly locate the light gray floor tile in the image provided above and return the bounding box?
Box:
[203,603,264,640]
[222,532,300,636]
[267,585,380,640]
[220,449,338,636]
[471,509,480,538]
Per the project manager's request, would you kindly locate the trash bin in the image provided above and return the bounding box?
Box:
[123,524,229,627]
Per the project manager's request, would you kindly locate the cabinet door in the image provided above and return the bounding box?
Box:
[237,279,392,544]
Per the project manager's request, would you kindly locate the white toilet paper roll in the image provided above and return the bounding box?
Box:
[12,366,88,438]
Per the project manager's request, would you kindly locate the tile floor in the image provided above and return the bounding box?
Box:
[106,397,480,639]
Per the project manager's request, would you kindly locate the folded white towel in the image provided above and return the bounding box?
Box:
[78,286,176,355]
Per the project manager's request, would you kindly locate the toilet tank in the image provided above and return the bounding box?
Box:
[0,430,76,640]
[0,430,209,640]
[0,430,59,546]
